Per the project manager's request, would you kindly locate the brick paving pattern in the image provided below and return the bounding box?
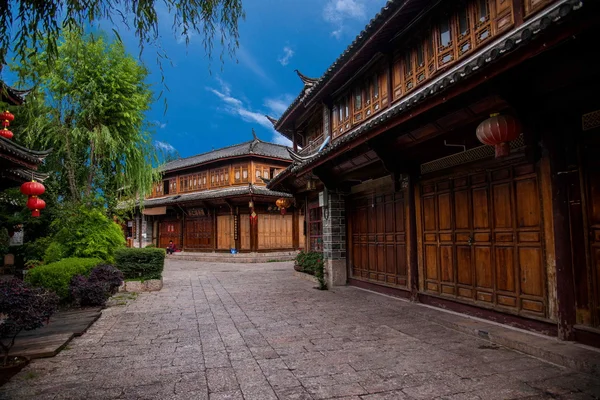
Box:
[2,260,599,399]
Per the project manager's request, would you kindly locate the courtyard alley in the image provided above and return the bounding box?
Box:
[2,259,600,400]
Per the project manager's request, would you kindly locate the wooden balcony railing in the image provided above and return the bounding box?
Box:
[299,134,325,156]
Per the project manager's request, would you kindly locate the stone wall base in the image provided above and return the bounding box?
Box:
[119,278,163,292]
[326,259,347,287]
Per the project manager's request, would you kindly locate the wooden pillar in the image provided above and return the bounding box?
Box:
[407,170,419,301]
[292,207,299,250]
[212,209,217,251]
[542,127,576,340]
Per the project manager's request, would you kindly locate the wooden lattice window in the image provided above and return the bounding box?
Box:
[233,164,249,184]
[524,0,552,18]
[308,203,323,252]
[332,94,351,138]
[254,164,270,182]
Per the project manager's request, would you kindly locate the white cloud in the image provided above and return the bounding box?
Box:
[278,46,294,66]
[237,47,275,85]
[155,140,177,153]
[153,120,167,129]
[264,94,295,117]
[323,0,367,38]
[207,79,293,147]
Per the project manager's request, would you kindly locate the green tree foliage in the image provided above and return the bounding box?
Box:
[13,32,158,209]
[44,205,125,263]
[0,0,244,68]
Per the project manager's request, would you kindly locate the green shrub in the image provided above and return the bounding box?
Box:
[43,241,67,264]
[294,251,327,290]
[115,248,165,280]
[25,257,102,300]
[144,243,156,248]
[45,206,125,263]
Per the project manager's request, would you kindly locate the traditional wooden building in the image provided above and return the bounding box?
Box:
[268,0,600,345]
[130,133,302,252]
[0,81,50,189]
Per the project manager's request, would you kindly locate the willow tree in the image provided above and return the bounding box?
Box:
[13,32,157,210]
[0,0,244,67]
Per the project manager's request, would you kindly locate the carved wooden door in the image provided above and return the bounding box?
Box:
[350,190,407,287]
[258,214,293,250]
[421,162,546,317]
[159,220,181,249]
[184,217,213,250]
[240,215,251,250]
[217,215,232,250]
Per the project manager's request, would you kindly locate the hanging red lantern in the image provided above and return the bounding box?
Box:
[476,113,522,158]
[0,128,13,139]
[26,196,46,217]
[20,180,45,197]
[275,198,292,215]
[0,110,14,126]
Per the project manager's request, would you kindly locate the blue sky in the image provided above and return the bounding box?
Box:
[124,0,388,158]
[6,0,388,159]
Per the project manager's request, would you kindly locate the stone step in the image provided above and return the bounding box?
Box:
[169,251,299,263]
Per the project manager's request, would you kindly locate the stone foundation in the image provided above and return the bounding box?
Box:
[119,278,163,292]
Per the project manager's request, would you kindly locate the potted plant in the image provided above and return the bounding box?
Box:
[0,279,58,384]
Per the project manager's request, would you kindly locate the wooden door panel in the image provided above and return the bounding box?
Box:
[456,246,472,285]
[438,193,452,230]
[349,191,407,287]
[240,215,250,250]
[475,246,493,288]
[495,247,515,292]
[454,190,470,230]
[159,220,181,248]
[472,187,490,229]
[492,183,512,228]
[519,247,543,296]
[217,215,231,250]
[421,162,546,317]
[258,214,293,249]
[299,215,305,249]
[515,179,541,227]
[185,217,212,249]
[440,245,453,282]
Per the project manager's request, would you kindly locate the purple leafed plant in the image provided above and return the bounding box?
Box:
[0,279,58,366]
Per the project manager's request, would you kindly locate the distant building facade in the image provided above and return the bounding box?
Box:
[128,133,303,252]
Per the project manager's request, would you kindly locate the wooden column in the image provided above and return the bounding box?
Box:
[212,209,217,251]
[542,126,576,340]
[407,169,419,301]
[292,207,299,249]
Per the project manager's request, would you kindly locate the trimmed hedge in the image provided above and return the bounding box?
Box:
[114,248,165,280]
[25,258,103,300]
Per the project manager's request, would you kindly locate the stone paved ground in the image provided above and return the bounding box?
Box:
[2,260,600,400]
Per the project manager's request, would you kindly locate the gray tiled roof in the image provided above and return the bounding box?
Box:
[162,138,291,172]
[139,184,292,208]
[268,0,580,188]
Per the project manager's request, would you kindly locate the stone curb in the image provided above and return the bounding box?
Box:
[119,278,163,292]
[293,270,319,285]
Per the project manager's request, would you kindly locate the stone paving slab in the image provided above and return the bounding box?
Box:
[1,260,599,399]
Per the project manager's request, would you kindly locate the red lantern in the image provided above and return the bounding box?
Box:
[275,198,292,215]
[27,197,46,217]
[476,113,522,158]
[0,111,14,129]
[0,111,14,123]
[20,180,45,197]
[0,128,13,139]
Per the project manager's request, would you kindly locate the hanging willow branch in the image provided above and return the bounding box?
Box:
[0,0,244,68]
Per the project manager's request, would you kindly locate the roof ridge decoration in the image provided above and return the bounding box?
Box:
[294,70,319,86]
[265,115,278,126]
